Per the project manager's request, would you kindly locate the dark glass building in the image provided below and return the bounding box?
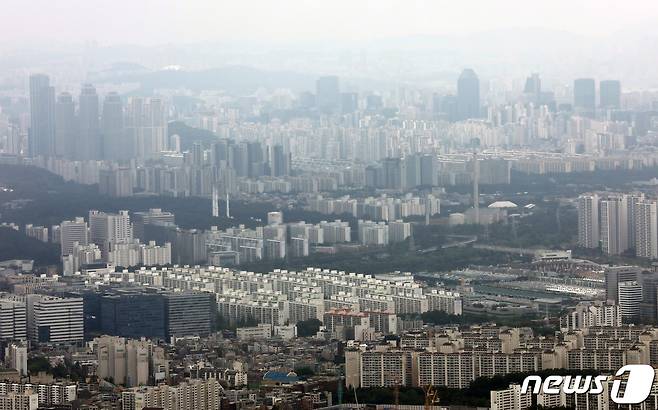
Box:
[457,69,480,120]
[574,78,596,115]
[29,74,56,157]
[600,80,621,109]
[164,292,214,339]
[100,289,167,340]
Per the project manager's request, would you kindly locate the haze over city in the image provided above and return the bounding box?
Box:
[3,1,658,409]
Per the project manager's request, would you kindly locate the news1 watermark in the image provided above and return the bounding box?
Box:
[521,365,656,404]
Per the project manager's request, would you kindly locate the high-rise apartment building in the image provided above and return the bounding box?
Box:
[490,384,531,410]
[577,193,599,248]
[121,378,221,410]
[59,217,89,256]
[54,92,75,158]
[89,210,133,255]
[627,193,645,250]
[101,92,125,160]
[4,344,28,376]
[600,195,629,255]
[96,336,167,387]
[0,389,39,410]
[126,97,168,159]
[636,200,658,259]
[28,74,56,157]
[99,168,134,197]
[618,280,642,323]
[78,84,101,160]
[270,144,290,177]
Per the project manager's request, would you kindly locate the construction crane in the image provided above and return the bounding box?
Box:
[394,382,400,410]
[423,384,439,410]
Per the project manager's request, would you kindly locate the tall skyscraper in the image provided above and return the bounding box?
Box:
[600,195,629,255]
[381,157,405,190]
[457,69,480,120]
[316,76,340,114]
[599,80,621,109]
[404,154,421,188]
[577,194,599,249]
[102,92,125,160]
[78,84,101,159]
[573,78,596,115]
[28,74,56,157]
[523,73,541,104]
[420,154,437,186]
[270,145,290,177]
[54,92,75,158]
[247,141,265,177]
[635,200,658,259]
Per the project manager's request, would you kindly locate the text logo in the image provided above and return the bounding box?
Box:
[521,375,607,395]
[610,365,655,404]
[521,365,655,405]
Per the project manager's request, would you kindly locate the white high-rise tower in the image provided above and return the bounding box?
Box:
[577,193,599,249]
[212,188,219,217]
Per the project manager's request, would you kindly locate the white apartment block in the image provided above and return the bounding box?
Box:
[0,390,39,410]
[96,336,167,387]
[600,195,629,255]
[0,382,76,407]
[0,297,26,341]
[636,200,658,259]
[490,384,531,410]
[89,210,133,254]
[426,289,463,315]
[236,324,272,340]
[121,378,222,410]
[26,295,83,344]
[358,220,389,246]
[108,240,171,268]
[126,265,460,332]
[389,220,412,243]
[59,217,88,256]
[577,193,599,248]
[560,301,622,331]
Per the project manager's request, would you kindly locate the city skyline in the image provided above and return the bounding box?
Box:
[4,2,658,409]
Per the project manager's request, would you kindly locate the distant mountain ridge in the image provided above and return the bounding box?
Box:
[94,65,318,95]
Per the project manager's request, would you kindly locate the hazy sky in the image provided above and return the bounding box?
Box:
[4,0,658,48]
